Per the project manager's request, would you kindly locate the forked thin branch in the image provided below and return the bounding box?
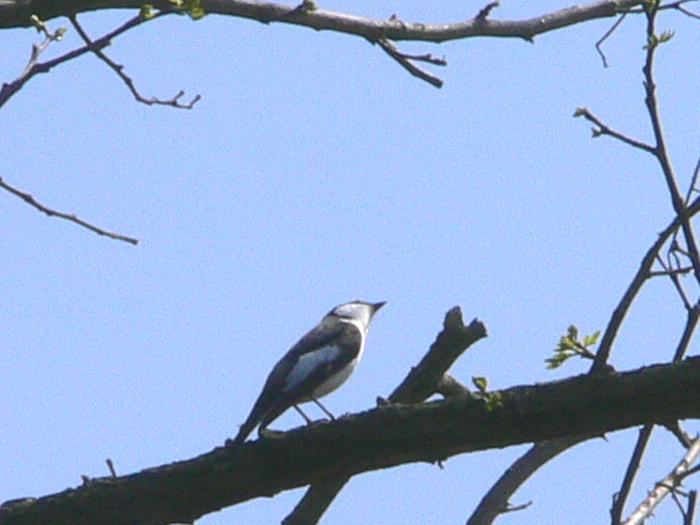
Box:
[68,15,201,108]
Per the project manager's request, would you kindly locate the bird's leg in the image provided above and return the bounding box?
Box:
[293,404,313,424]
[312,398,336,420]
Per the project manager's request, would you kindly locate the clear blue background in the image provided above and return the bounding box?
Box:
[2,2,700,523]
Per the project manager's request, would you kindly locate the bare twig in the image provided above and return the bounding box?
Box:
[105,459,117,478]
[611,424,655,524]
[475,1,501,21]
[685,490,697,525]
[623,437,700,525]
[655,255,692,310]
[376,38,444,88]
[591,196,700,370]
[1,13,162,109]
[672,304,700,362]
[642,4,700,285]
[665,422,694,449]
[649,266,693,277]
[676,5,700,19]
[574,107,655,153]
[69,15,201,109]
[595,12,627,67]
[0,177,138,245]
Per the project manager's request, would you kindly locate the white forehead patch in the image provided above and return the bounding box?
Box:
[332,302,372,326]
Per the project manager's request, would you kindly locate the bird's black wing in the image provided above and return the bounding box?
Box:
[232,321,350,445]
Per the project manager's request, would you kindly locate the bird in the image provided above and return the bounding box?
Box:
[232,300,385,446]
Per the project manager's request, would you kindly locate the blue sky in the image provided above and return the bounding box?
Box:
[2,2,700,523]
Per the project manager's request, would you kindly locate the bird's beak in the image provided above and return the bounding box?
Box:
[371,301,387,314]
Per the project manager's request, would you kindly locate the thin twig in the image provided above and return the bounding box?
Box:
[591,196,700,370]
[685,490,697,525]
[655,254,692,310]
[595,12,627,67]
[105,459,117,478]
[0,177,138,245]
[475,1,501,21]
[649,266,693,277]
[623,437,700,525]
[69,15,200,109]
[665,422,694,449]
[611,425,655,524]
[574,107,655,153]
[376,38,444,88]
[1,13,161,109]
[673,304,700,362]
[643,4,700,286]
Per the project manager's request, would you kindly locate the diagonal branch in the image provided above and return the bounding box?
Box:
[0,176,138,245]
[68,15,200,108]
[467,435,591,525]
[0,13,160,109]
[574,107,655,153]
[623,436,700,525]
[376,38,445,88]
[592,196,700,370]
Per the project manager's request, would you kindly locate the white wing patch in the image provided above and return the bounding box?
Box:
[283,345,343,393]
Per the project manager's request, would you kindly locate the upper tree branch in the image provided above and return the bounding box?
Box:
[4,357,700,525]
[0,0,645,39]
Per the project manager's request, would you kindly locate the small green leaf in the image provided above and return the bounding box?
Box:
[140,4,155,19]
[302,0,317,11]
[584,330,601,347]
[189,6,205,19]
[472,376,488,392]
[658,31,675,44]
[485,392,504,410]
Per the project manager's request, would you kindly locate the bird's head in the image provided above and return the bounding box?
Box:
[328,300,386,330]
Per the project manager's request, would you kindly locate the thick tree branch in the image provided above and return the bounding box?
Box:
[4,357,700,525]
[0,0,645,38]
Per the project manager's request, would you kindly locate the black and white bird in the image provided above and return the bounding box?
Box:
[232,300,385,446]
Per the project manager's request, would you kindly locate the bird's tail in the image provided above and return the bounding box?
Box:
[232,418,256,447]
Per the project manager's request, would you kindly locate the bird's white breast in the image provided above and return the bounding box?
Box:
[308,358,358,399]
[287,317,368,401]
